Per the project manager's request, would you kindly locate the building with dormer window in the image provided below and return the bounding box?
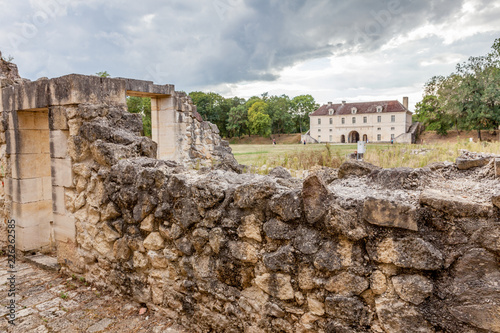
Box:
[308,97,412,143]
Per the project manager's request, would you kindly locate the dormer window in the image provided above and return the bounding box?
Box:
[376,106,383,113]
[328,108,334,115]
[351,107,357,114]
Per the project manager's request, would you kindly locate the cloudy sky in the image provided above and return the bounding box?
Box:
[1,0,499,110]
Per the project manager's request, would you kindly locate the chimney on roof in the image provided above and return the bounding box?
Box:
[327,101,332,106]
[403,97,409,109]
[342,101,346,105]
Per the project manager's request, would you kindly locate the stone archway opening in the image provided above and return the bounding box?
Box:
[340,135,346,143]
[348,131,360,143]
[362,134,368,142]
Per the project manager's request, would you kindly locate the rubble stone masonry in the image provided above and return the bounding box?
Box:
[1,58,500,332]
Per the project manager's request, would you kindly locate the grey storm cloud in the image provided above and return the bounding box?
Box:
[0,0,491,90]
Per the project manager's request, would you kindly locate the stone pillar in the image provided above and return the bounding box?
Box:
[48,106,75,245]
[152,96,179,161]
[9,110,53,251]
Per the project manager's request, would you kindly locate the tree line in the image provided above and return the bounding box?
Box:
[415,38,500,140]
[189,92,319,138]
[126,92,318,139]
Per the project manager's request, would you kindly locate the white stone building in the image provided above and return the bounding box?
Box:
[308,98,413,143]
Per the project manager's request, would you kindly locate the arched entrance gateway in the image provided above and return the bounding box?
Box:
[348,131,360,143]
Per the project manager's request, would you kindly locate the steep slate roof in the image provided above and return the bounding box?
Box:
[310,100,408,116]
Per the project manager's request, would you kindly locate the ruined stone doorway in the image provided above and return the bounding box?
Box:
[348,131,360,143]
[12,110,54,251]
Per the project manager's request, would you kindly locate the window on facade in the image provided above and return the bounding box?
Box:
[363,117,367,123]
[351,107,357,114]
[318,135,321,141]
[377,127,381,131]
[318,118,321,125]
[341,118,345,124]
[352,117,356,124]
[329,135,332,142]
[377,116,381,123]
[329,128,333,132]
[391,115,395,122]
[329,108,334,115]
[391,127,395,131]
[376,106,382,113]
[318,129,321,132]
[391,134,395,140]
[329,118,333,125]
[377,134,381,141]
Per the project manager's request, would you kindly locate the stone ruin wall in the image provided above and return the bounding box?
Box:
[1,59,500,332]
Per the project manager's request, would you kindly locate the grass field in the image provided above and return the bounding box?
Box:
[231,140,500,174]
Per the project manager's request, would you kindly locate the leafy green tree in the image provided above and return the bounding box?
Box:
[127,96,152,137]
[227,105,249,138]
[189,91,230,137]
[267,94,294,134]
[291,95,318,133]
[248,101,272,137]
[416,38,500,140]
[96,71,110,78]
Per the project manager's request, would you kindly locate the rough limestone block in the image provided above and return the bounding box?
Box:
[456,157,489,170]
[363,197,418,231]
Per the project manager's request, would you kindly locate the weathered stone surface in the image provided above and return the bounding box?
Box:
[233,181,276,208]
[268,166,292,179]
[495,158,500,177]
[449,304,500,333]
[327,205,367,241]
[140,214,155,232]
[113,238,131,260]
[143,232,165,251]
[338,159,380,179]
[370,270,387,295]
[420,189,492,217]
[375,297,434,333]
[493,192,500,209]
[307,295,325,316]
[456,157,489,170]
[208,228,225,254]
[263,219,294,240]
[175,237,194,256]
[314,241,344,271]
[228,241,258,263]
[237,215,262,242]
[302,174,329,224]
[325,295,371,327]
[363,197,418,231]
[392,275,433,305]
[472,224,500,253]
[368,167,427,189]
[367,237,443,270]
[263,246,295,273]
[325,271,369,296]
[293,227,320,255]
[255,274,294,300]
[269,190,302,221]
